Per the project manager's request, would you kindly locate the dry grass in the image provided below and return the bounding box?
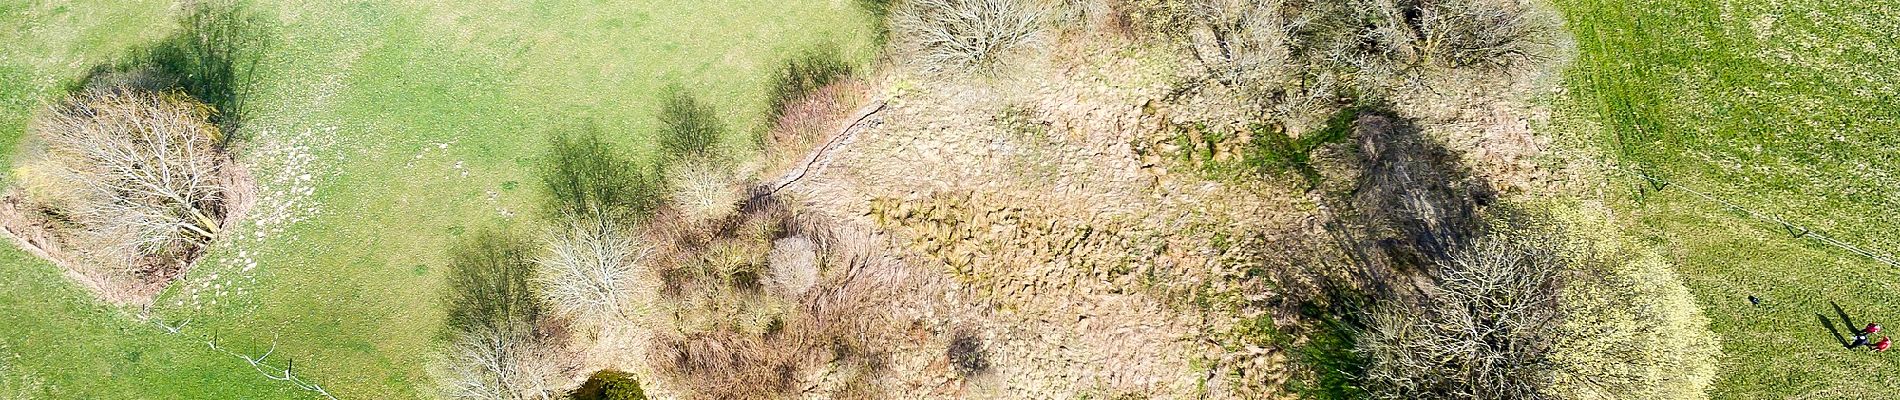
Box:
[644,193,909,399]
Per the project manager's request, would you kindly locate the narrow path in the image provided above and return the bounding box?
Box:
[761,99,887,197]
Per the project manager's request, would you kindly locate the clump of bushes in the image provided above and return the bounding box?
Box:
[892,0,1051,72]
[646,194,907,399]
[1121,0,1546,122]
[568,370,647,400]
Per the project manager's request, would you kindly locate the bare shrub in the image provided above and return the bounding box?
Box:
[765,237,817,297]
[28,88,227,269]
[664,158,741,224]
[438,327,562,400]
[893,0,1050,72]
[535,224,647,329]
[1358,235,1564,400]
[1414,0,1544,72]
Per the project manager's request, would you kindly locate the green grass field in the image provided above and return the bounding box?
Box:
[1559,0,1900,397]
[0,0,873,397]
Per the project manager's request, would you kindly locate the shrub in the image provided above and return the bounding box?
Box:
[569,370,647,400]
[1415,0,1544,72]
[656,86,724,160]
[664,157,741,224]
[439,327,560,400]
[29,88,226,266]
[541,128,662,226]
[1358,236,1565,400]
[947,330,990,375]
[767,45,854,121]
[892,0,1050,72]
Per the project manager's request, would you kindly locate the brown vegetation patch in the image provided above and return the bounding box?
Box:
[643,192,913,399]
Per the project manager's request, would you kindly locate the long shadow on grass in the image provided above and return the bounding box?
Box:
[77,0,268,144]
[1818,313,1848,347]
[1832,301,1859,333]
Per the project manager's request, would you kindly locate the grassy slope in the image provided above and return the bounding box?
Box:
[1558,0,1900,397]
[0,0,873,398]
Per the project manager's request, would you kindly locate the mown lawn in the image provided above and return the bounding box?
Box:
[1558,0,1900,397]
[0,0,874,398]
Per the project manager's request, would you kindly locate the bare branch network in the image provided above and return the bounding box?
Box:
[34,89,226,263]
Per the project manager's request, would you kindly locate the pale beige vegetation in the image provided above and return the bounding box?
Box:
[892,0,1051,72]
[1359,235,1564,399]
[7,86,234,300]
[535,223,648,330]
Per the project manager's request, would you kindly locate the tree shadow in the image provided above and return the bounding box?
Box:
[1818,313,1848,347]
[1833,301,1859,332]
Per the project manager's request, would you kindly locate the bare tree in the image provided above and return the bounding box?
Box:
[1413,0,1543,72]
[439,328,560,400]
[535,223,648,328]
[32,88,226,264]
[1358,236,1564,400]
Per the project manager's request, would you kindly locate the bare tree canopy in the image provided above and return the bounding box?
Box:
[1359,236,1565,400]
[30,88,227,264]
[535,223,647,328]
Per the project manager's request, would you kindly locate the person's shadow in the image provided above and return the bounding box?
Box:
[1834,301,1860,330]
[1819,301,1861,348]
[1819,313,1848,347]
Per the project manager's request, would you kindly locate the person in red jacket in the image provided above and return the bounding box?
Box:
[1864,323,1883,335]
[1874,337,1892,352]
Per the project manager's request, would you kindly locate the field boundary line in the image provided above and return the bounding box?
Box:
[1610,164,1900,269]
